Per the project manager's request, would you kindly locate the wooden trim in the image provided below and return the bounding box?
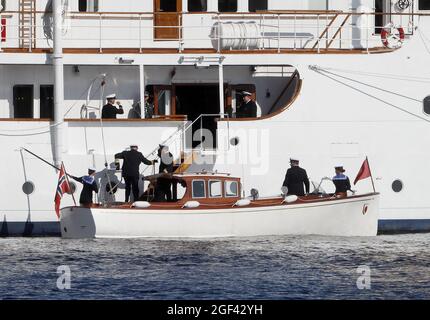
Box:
[64,116,187,122]
[0,47,395,55]
[218,78,303,122]
[0,118,51,122]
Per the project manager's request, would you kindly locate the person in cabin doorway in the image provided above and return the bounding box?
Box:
[71,168,99,206]
[155,145,174,202]
[115,144,157,203]
[236,91,257,118]
[332,166,353,197]
[102,93,124,119]
[282,158,310,197]
[144,91,155,119]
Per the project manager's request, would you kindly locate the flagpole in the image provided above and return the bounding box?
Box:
[366,156,376,193]
[63,162,77,206]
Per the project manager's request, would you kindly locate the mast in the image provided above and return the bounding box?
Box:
[52,0,64,167]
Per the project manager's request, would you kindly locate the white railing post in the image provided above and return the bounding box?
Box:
[139,14,142,53]
[294,14,297,50]
[217,13,221,53]
[99,13,102,53]
[366,13,369,54]
[262,14,265,50]
[277,14,280,53]
[317,14,320,53]
[218,60,225,119]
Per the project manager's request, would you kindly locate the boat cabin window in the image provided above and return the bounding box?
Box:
[192,180,206,198]
[79,0,99,12]
[159,0,178,12]
[225,180,238,197]
[424,96,430,115]
[419,0,430,10]
[209,180,222,198]
[188,0,207,12]
[218,0,237,12]
[249,0,268,12]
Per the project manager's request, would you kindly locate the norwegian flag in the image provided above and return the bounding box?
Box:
[54,163,70,218]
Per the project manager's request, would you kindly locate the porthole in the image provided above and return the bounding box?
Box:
[424,96,430,115]
[22,181,35,195]
[392,180,403,193]
[230,137,240,146]
[67,182,77,195]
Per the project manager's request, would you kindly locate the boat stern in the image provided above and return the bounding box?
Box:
[60,206,96,239]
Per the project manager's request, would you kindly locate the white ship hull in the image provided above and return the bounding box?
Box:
[1,1,429,236]
[60,194,379,239]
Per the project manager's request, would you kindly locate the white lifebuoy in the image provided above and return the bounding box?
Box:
[381,23,405,49]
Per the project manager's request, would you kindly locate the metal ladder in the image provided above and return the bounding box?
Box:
[19,0,36,50]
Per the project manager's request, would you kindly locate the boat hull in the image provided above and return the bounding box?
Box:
[60,194,379,239]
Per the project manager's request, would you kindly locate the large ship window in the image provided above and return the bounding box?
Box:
[249,0,267,12]
[419,0,430,10]
[424,96,430,115]
[219,0,237,12]
[209,180,222,198]
[13,85,34,119]
[225,180,238,197]
[188,0,207,12]
[192,180,206,199]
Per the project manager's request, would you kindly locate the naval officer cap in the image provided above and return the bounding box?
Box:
[290,157,300,163]
[242,91,252,96]
[88,167,97,174]
[106,93,116,100]
[130,144,139,148]
[335,166,346,172]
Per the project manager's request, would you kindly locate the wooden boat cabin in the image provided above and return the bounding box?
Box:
[138,172,243,207]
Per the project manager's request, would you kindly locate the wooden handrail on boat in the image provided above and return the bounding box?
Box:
[64,115,188,122]
[268,70,300,114]
[326,14,352,49]
[311,13,339,50]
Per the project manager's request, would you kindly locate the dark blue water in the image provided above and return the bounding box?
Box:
[0,234,429,300]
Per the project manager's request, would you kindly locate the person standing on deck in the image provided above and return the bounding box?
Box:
[332,166,353,197]
[71,168,99,206]
[115,145,157,203]
[236,91,257,118]
[282,158,310,196]
[102,94,124,119]
[156,145,174,202]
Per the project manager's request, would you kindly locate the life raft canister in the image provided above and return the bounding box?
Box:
[1,18,6,42]
[381,23,405,49]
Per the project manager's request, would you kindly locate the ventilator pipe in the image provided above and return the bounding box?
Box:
[52,0,65,168]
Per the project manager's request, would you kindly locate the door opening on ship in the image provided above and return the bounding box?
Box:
[175,84,220,149]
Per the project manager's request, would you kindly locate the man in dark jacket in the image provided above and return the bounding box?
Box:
[236,91,257,118]
[102,94,124,119]
[71,168,99,206]
[332,166,353,196]
[282,158,310,196]
[115,145,157,203]
[156,145,174,202]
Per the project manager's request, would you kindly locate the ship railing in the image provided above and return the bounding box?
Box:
[0,11,423,53]
[140,113,230,176]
